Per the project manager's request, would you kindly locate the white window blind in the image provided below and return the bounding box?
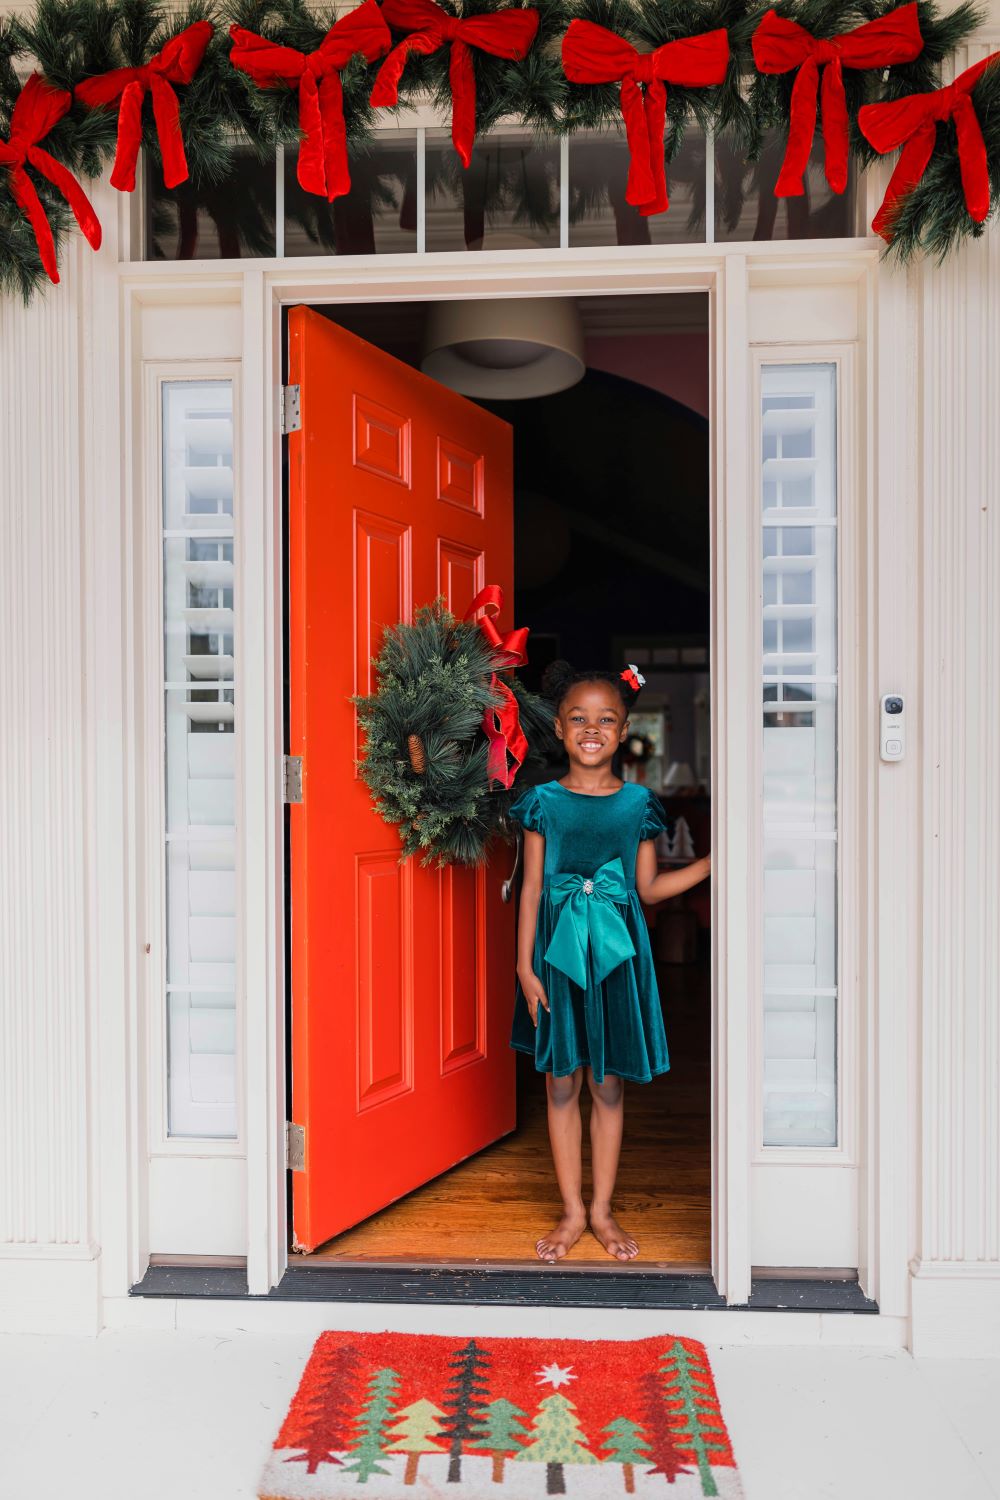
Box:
[760,363,838,1148]
[161,381,238,1139]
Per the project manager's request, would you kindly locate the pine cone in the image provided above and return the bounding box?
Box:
[407,733,427,774]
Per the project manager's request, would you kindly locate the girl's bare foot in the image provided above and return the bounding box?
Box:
[589,1207,639,1261]
[536,1208,587,1263]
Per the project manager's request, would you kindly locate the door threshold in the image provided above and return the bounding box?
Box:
[131,1262,877,1313]
[294,1255,714,1276]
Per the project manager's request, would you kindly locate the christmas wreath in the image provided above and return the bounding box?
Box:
[354,593,554,866]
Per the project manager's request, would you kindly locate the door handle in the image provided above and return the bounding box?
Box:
[501,824,523,903]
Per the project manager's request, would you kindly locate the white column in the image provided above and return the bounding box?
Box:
[911,37,1000,1353]
[0,237,99,1331]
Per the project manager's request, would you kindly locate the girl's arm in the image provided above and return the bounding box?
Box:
[516,829,549,1026]
[635,840,711,906]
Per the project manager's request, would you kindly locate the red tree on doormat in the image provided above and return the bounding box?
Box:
[641,1370,693,1486]
[438,1338,491,1483]
[281,1340,362,1473]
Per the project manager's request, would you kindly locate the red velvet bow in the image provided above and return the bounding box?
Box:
[75,20,213,192]
[562,19,729,216]
[229,2,390,201]
[464,585,529,790]
[0,74,102,284]
[751,4,924,197]
[859,52,999,240]
[370,0,539,168]
[464,583,529,665]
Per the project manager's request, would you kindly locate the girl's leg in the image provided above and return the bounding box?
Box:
[537,1069,587,1263]
[586,1071,638,1261]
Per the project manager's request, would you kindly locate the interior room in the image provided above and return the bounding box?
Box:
[294,292,712,1268]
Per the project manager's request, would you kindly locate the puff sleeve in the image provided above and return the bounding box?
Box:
[509,785,544,834]
[639,789,668,841]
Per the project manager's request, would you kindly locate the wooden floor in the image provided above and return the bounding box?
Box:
[303,958,711,1268]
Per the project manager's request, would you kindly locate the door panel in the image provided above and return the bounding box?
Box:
[288,306,516,1253]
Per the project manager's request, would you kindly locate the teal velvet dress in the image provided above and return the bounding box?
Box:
[510,780,670,1084]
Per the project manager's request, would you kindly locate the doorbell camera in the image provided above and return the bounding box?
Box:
[880,694,905,761]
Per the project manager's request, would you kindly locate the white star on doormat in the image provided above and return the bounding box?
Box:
[536,1362,577,1389]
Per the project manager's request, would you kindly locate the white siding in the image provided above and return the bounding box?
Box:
[0,248,90,1251]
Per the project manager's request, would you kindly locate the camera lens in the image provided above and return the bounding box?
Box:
[885,697,903,715]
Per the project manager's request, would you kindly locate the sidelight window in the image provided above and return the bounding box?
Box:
[161,380,238,1139]
[760,363,838,1148]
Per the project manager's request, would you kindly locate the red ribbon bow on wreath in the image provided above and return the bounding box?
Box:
[464,584,529,790]
[561,19,730,216]
[230,2,391,201]
[370,0,540,169]
[0,74,102,284]
[858,52,1000,240]
[75,19,213,192]
[751,3,924,197]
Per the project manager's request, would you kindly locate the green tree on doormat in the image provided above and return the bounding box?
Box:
[640,1370,692,1486]
[386,1397,446,1485]
[342,1367,400,1483]
[515,1391,597,1495]
[284,1341,363,1474]
[601,1415,652,1493]
[439,1338,491,1483]
[476,1396,530,1483]
[654,1342,730,1496]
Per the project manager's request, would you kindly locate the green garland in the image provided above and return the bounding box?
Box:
[881,47,1000,258]
[354,600,554,867]
[0,0,996,298]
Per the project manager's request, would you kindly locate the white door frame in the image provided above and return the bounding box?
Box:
[114,237,889,1307]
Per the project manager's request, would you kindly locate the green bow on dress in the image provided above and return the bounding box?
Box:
[543,857,637,989]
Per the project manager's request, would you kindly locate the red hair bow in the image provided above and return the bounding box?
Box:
[75,20,213,192]
[751,4,924,197]
[561,19,730,216]
[230,2,390,201]
[370,0,540,168]
[859,52,999,240]
[0,74,102,284]
[464,585,529,790]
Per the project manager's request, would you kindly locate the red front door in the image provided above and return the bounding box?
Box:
[287,307,517,1253]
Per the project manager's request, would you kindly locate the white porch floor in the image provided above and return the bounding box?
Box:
[1,1324,998,1500]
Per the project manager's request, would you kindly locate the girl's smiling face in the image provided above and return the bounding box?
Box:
[554,681,629,771]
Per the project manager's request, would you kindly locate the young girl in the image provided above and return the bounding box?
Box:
[510,662,711,1264]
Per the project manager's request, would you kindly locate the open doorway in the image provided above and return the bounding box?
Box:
[287,293,711,1268]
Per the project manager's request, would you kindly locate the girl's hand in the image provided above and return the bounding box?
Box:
[519,969,549,1027]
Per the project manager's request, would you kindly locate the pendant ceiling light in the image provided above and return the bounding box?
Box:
[421,297,585,399]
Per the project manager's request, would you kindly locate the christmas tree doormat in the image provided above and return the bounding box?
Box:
[259,1330,742,1499]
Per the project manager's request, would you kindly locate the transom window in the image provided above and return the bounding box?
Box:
[141,124,858,261]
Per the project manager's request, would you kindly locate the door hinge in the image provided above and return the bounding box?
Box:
[280,383,301,435]
[286,1121,305,1172]
[283,755,303,804]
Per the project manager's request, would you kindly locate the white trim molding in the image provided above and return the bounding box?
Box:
[911,179,1000,1357]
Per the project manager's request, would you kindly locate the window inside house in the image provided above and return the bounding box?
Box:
[139,124,858,260]
[161,380,238,1139]
[760,363,838,1148]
